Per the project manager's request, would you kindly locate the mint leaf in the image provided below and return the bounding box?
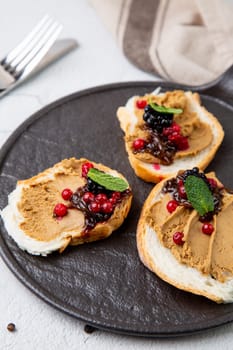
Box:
[88,168,129,192]
[149,101,183,114]
[184,175,214,216]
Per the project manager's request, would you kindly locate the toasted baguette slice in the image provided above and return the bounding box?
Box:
[137,174,233,303]
[117,90,224,183]
[1,158,132,256]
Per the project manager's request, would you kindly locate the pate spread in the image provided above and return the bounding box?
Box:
[18,160,85,242]
[147,173,233,283]
[128,90,213,164]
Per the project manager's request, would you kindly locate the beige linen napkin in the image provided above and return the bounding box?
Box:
[90,0,233,85]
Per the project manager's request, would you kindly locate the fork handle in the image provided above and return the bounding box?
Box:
[0,38,78,98]
[32,38,78,75]
[0,66,14,90]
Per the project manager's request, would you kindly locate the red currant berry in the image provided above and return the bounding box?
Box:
[54,203,68,217]
[173,231,184,245]
[83,191,95,203]
[95,193,108,204]
[178,184,187,199]
[168,133,181,145]
[109,191,121,205]
[136,99,147,109]
[172,122,181,132]
[109,197,117,205]
[166,200,178,213]
[82,162,94,177]
[177,179,183,186]
[202,223,214,235]
[133,138,146,151]
[101,201,114,213]
[112,191,121,200]
[171,131,180,138]
[61,188,73,201]
[208,178,217,188]
[89,201,101,213]
[177,136,189,150]
[162,127,173,136]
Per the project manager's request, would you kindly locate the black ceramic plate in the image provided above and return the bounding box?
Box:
[1,82,233,338]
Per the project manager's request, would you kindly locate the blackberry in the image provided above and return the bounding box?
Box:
[182,167,201,179]
[199,212,214,223]
[86,178,106,194]
[84,214,96,229]
[143,105,173,133]
[181,167,209,187]
[94,212,111,222]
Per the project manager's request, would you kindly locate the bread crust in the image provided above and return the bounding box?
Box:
[117,91,224,183]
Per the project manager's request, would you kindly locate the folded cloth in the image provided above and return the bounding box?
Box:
[90,0,233,85]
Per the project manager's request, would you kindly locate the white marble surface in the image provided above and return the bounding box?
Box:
[1,0,233,349]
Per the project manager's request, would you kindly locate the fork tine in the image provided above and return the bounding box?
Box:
[15,23,63,79]
[7,16,55,70]
[2,15,50,66]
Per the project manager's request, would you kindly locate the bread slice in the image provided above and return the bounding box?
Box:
[137,172,233,303]
[1,158,132,256]
[117,90,224,183]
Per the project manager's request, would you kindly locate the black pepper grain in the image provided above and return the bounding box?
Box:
[7,323,16,332]
[84,324,96,334]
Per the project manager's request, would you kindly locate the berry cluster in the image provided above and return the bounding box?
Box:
[86,178,111,196]
[80,188,120,214]
[162,122,189,151]
[181,167,207,184]
[53,162,130,233]
[178,167,223,221]
[162,167,223,245]
[143,105,173,133]
[132,100,189,164]
[163,167,217,206]
[71,181,124,232]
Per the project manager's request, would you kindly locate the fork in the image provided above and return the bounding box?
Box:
[0,15,63,97]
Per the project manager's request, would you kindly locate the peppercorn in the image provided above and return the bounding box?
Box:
[7,323,16,332]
